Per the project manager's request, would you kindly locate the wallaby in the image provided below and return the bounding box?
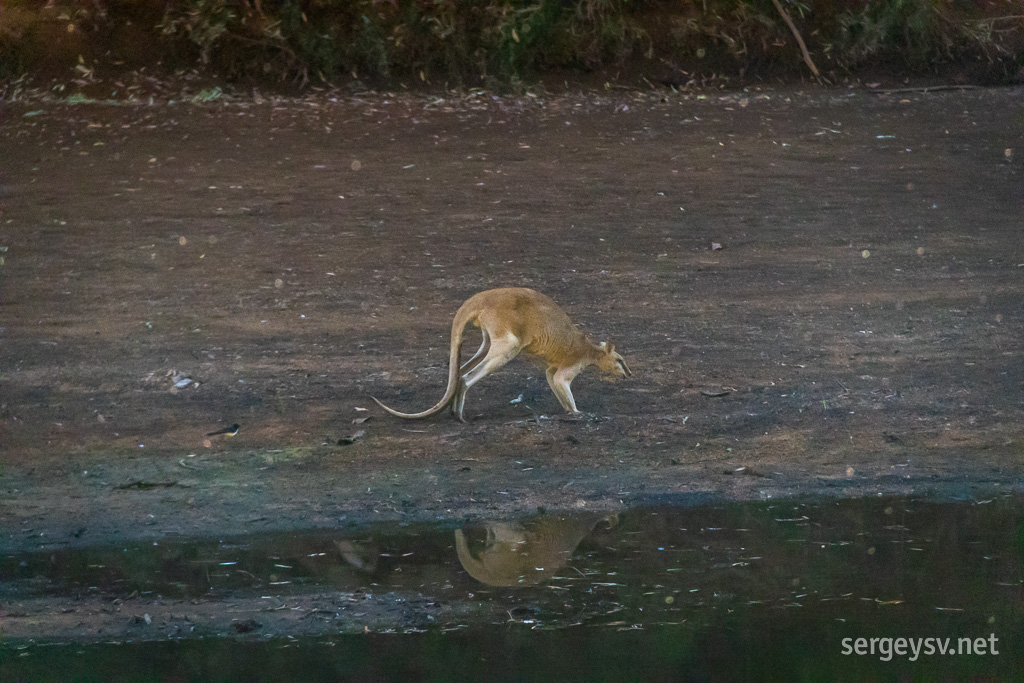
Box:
[373,288,630,422]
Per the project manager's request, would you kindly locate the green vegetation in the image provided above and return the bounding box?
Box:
[1,0,1022,87]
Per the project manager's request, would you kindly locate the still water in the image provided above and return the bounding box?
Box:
[2,495,1021,680]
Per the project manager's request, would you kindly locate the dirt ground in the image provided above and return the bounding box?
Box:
[1,84,1022,565]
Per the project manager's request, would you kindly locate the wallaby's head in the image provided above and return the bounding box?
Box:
[595,341,632,379]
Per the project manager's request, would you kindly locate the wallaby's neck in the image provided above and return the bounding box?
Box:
[583,340,607,365]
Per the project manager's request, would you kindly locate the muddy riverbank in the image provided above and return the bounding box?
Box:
[1,86,1022,656]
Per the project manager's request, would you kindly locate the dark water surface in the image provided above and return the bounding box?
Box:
[2,495,1021,680]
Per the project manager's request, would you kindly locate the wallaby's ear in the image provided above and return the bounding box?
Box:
[606,340,616,353]
[598,341,608,350]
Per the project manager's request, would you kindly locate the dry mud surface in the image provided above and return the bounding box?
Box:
[1,85,1022,568]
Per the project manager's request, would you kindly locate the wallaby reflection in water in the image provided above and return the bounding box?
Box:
[334,539,379,573]
[455,513,617,587]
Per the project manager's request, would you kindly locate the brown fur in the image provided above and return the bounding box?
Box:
[373,288,631,422]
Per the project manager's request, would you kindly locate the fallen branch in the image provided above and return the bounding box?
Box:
[867,84,982,94]
[771,0,822,83]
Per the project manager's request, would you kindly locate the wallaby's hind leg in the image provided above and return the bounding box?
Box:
[449,330,489,415]
[448,376,463,416]
[460,329,490,373]
[453,378,470,420]
[453,333,522,422]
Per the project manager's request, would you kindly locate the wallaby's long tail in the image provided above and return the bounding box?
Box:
[372,306,471,419]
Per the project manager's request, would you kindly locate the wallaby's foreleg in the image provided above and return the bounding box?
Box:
[547,365,584,415]
[546,366,574,413]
